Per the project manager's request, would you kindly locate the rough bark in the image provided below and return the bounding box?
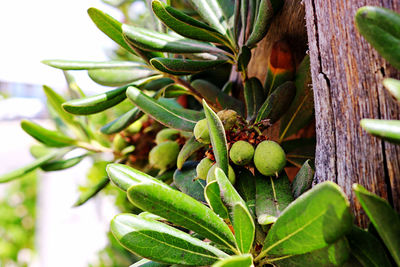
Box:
[304,0,400,226]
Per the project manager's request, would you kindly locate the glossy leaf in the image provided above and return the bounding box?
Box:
[360,119,400,144]
[244,77,265,121]
[255,81,296,124]
[346,226,392,267]
[237,46,251,71]
[43,85,75,126]
[353,184,400,265]
[21,120,76,147]
[257,182,352,260]
[281,138,316,168]
[41,154,87,171]
[130,258,168,267]
[111,214,228,265]
[173,161,206,202]
[246,0,284,47]
[203,100,229,175]
[150,57,228,75]
[273,237,350,267]
[106,163,165,191]
[264,41,295,96]
[212,254,253,267]
[88,68,155,87]
[234,167,256,203]
[74,177,109,207]
[42,60,143,70]
[232,203,255,254]
[280,55,314,140]
[127,182,238,251]
[101,107,142,134]
[126,86,199,131]
[0,149,65,183]
[152,1,229,44]
[122,24,226,54]
[204,181,230,219]
[177,136,206,169]
[355,6,400,69]
[63,85,128,115]
[291,160,314,198]
[256,175,293,225]
[383,78,400,102]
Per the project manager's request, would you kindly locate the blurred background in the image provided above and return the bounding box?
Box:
[0,1,149,266]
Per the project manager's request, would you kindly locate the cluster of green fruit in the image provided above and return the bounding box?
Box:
[194,109,287,182]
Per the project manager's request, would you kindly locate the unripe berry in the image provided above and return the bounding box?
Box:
[194,119,210,144]
[113,134,129,152]
[149,141,179,170]
[217,109,238,130]
[229,141,254,166]
[254,141,286,176]
[125,120,143,134]
[155,129,180,144]
[206,164,236,184]
[196,158,213,180]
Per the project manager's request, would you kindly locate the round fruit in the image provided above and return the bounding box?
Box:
[155,129,180,144]
[149,141,179,170]
[217,109,238,130]
[194,119,210,144]
[196,158,213,180]
[125,120,143,134]
[206,164,236,184]
[113,134,129,152]
[229,141,254,166]
[254,140,286,176]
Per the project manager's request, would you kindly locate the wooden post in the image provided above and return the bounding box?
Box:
[304,0,400,226]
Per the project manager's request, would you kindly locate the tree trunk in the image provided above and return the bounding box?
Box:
[304,0,400,226]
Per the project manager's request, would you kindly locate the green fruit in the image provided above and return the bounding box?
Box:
[194,119,210,144]
[254,140,286,176]
[113,134,129,152]
[155,129,180,144]
[196,158,213,180]
[206,164,236,184]
[125,120,143,134]
[217,109,238,130]
[229,141,254,166]
[149,141,179,170]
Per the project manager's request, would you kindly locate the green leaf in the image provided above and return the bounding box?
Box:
[346,226,392,267]
[21,120,76,147]
[177,136,206,169]
[150,57,228,75]
[256,182,352,260]
[280,55,314,140]
[41,154,87,171]
[234,167,256,203]
[43,85,76,126]
[101,107,142,134]
[255,81,296,124]
[203,100,229,175]
[122,24,227,55]
[74,177,109,207]
[360,119,400,144]
[272,237,350,267]
[240,0,249,44]
[291,160,314,198]
[173,161,207,202]
[212,254,253,267]
[130,258,168,267]
[87,8,137,55]
[151,1,229,44]
[126,86,200,131]
[244,77,266,121]
[127,182,238,252]
[106,163,165,191]
[256,174,294,225]
[62,85,128,115]
[232,203,255,254]
[88,68,155,87]
[353,184,400,265]
[0,149,65,183]
[237,46,251,71]
[204,181,230,219]
[42,60,144,70]
[355,6,400,69]
[111,214,228,265]
[281,138,315,168]
[383,78,400,102]
[191,79,244,115]
[246,0,284,47]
